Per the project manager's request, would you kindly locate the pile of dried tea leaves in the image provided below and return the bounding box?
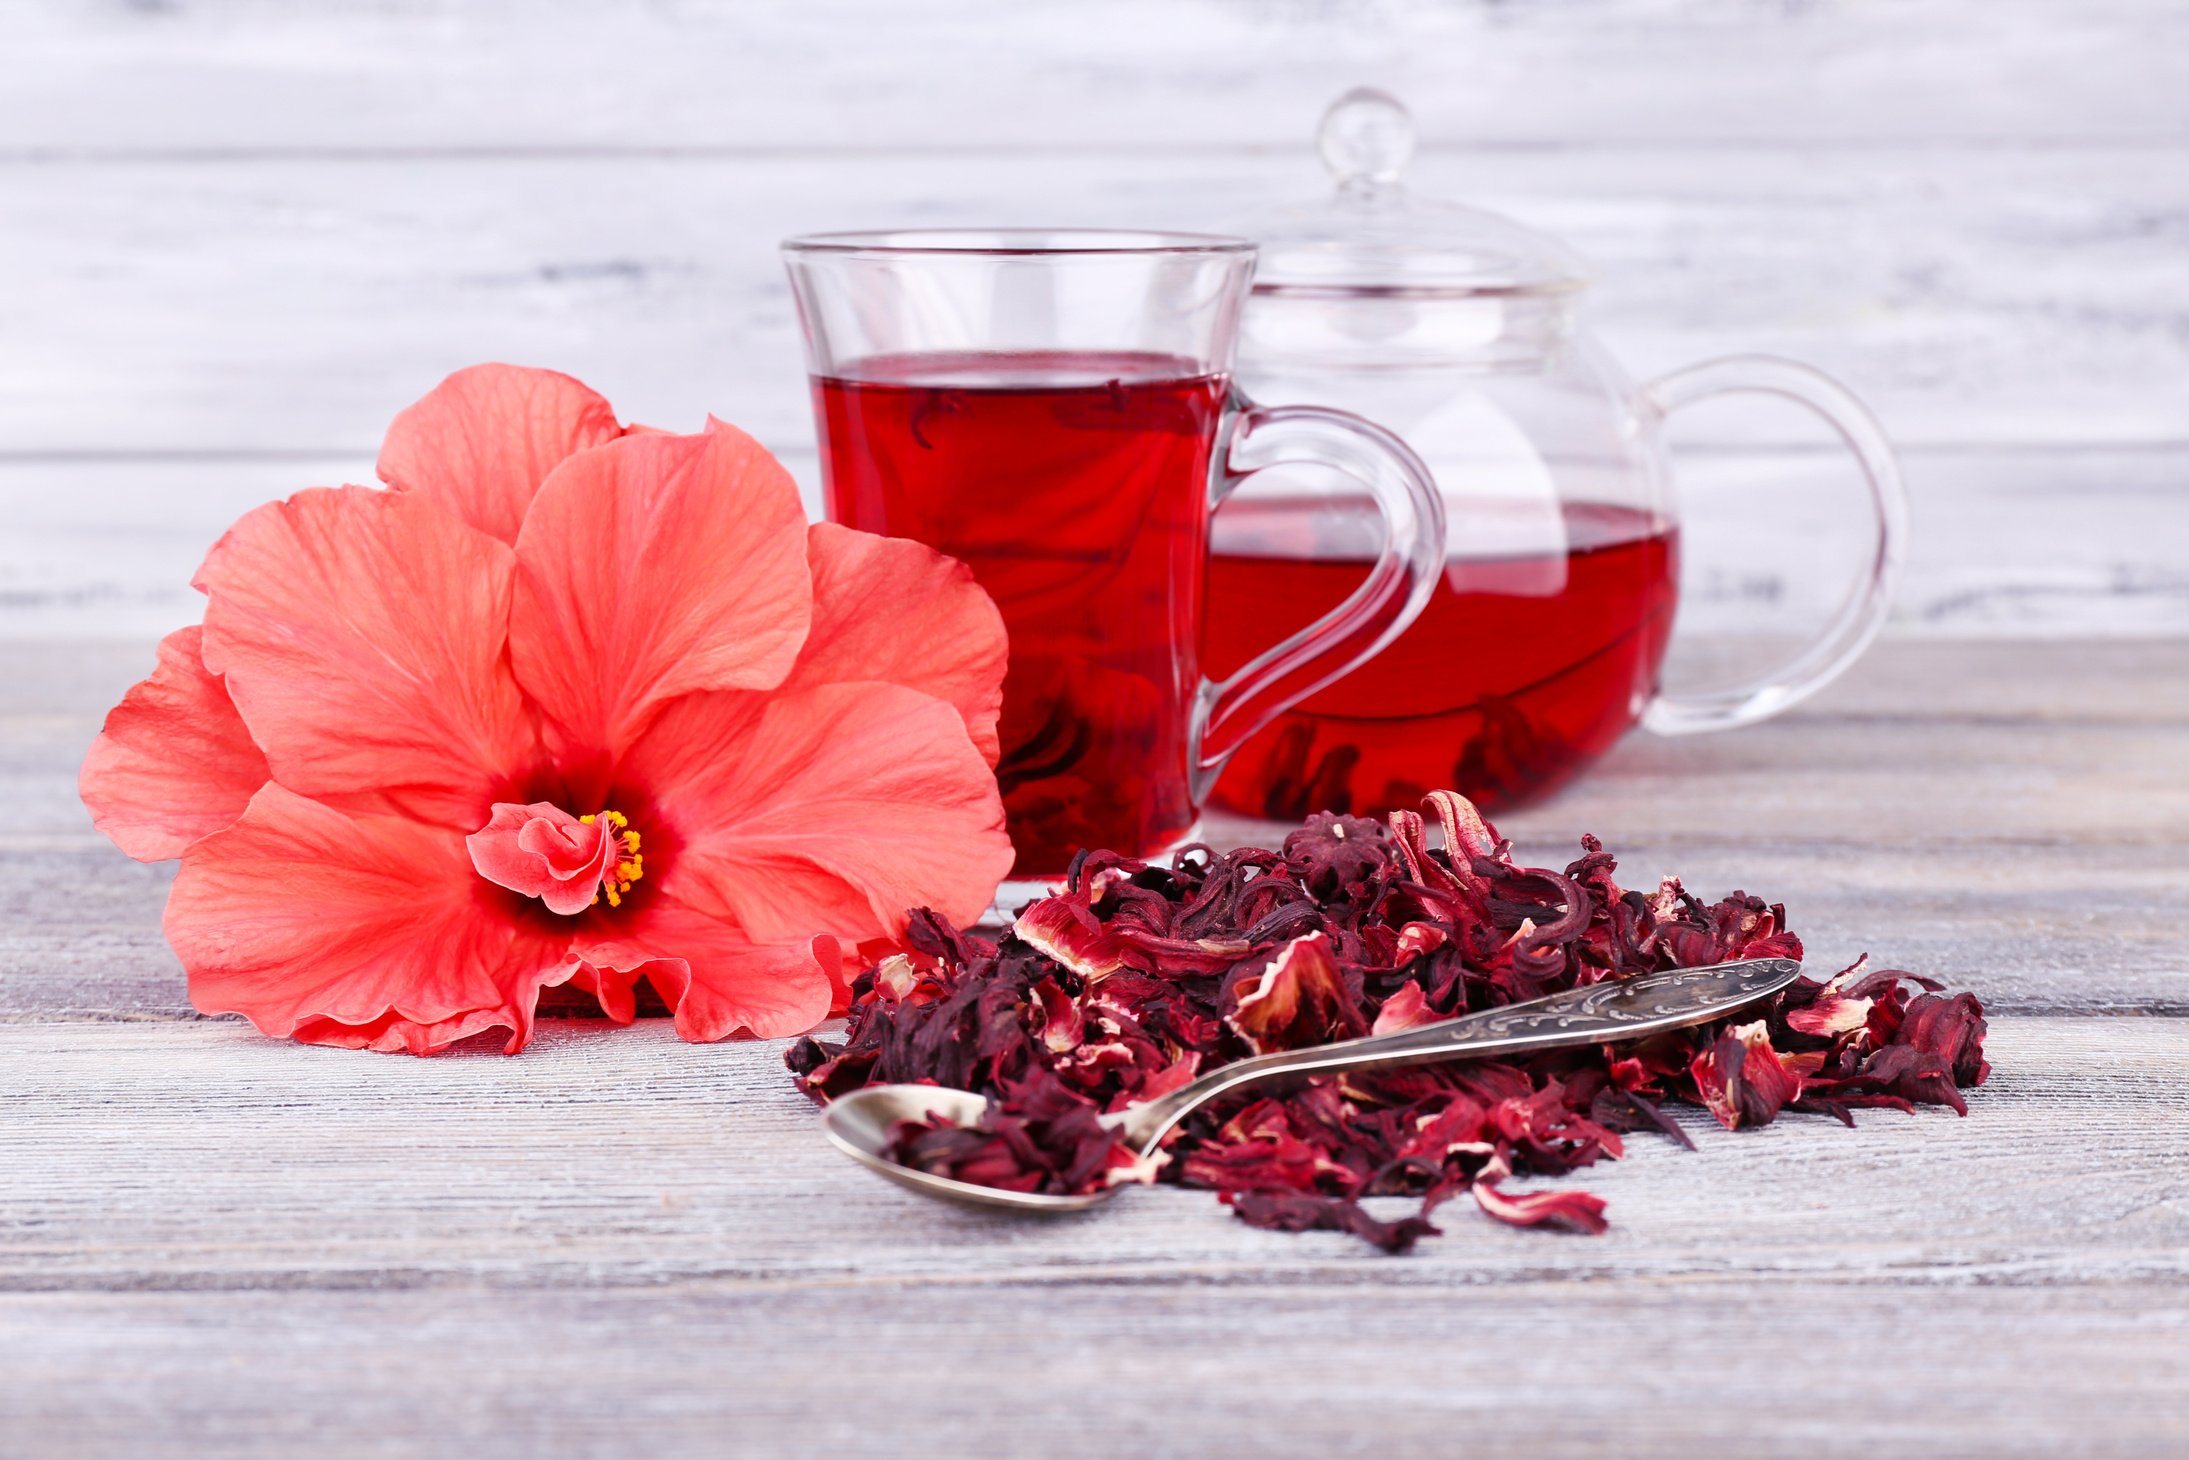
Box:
[788,792,1988,1250]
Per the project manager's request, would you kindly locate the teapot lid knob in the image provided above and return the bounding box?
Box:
[1246,87,1586,294]
[1318,86,1414,188]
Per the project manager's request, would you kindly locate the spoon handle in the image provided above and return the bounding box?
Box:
[1117,956,1804,1155]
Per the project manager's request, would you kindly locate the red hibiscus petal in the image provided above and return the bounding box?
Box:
[169,784,574,1055]
[785,523,1008,766]
[1012,897,1138,982]
[1029,977,1085,1053]
[1895,990,1991,1087]
[290,1004,553,1058]
[1226,931,1365,1053]
[581,910,837,1041]
[1855,1044,1970,1115]
[554,963,641,1026]
[1427,788,1500,860]
[80,626,269,861]
[1225,1190,1442,1253]
[194,486,534,829]
[1472,1181,1610,1234]
[1393,921,1449,963]
[1370,981,1439,1036]
[377,363,623,546]
[1786,992,1874,1038]
[1689,1020,1803,1130]
[621,681,1013,942]
[509,423,812,760]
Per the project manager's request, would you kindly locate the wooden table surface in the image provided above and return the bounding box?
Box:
[5,637,2188,1458]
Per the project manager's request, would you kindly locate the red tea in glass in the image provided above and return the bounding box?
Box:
[813,352,1225,873]
[1205,500,1679,819]
[785,230,1444,880]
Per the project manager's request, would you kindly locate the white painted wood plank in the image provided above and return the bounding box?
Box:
[0,1015,2183,1458]
[9,640,2188,1017]
[6,446,2184,640]
[1,1017,2181,1289]
[3,0,2183,152]
[2,147,2181,459]
[4,1278,2186,1458]
[12,834,2182,1022]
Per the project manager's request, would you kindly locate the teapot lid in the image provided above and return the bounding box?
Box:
[1249,88,1587,296]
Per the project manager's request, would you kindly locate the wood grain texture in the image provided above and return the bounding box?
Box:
[6,631,2188,1455]
[9,1015,2185,1290]
[4,1281,2186,1458]
[1,1016,2185,1458]
[8,638,2188,1021]
[1,3,2185,639]
[5,0,2183,151]
[4,146,2182,458]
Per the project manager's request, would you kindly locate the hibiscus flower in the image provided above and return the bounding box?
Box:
[80,364,1014,1054]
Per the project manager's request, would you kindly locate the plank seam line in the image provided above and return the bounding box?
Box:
[4,136,2189,165]
[1,1267,2183,1299]
[11,442,2189,466]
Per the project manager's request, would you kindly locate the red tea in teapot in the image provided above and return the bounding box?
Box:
[1205,501,1679,818]
[814,351,1227,873]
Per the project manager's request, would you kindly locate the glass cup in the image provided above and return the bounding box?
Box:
[783,229,1446,880]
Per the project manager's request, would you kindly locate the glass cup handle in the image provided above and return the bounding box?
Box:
[1638,355,1909,736]
[1192,398,1447,802]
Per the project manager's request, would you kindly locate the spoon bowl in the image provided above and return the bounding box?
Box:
[820,1084,1122,1212]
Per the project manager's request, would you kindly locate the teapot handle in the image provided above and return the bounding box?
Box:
[1638,356,1909,736]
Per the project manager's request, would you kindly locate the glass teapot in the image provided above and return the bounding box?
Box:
[1204,88,1907,820]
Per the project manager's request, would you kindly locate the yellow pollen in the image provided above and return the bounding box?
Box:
[582,809,645,908]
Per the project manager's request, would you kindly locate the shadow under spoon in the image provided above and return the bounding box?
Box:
[819,955,1804,1213]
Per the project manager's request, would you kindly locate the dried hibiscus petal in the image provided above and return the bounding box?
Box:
[1689,1020,1804,1130]
[1226,1189,1441,1254]
[1471,1180,1610,1235]
[1370,981,1439,1036]
[1896,990,1991,1087]
[790,790,1990,1251]
[1224,931,1366,1053]
[883,1068,1162,1196]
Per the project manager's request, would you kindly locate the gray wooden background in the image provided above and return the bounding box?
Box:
[2,0,2186,645]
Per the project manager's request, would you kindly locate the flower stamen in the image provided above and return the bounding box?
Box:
[579,809,645,907]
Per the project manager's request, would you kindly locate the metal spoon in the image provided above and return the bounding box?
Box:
[820,955,1803,1212]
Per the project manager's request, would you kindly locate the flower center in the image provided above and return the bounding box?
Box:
[578,809,645,908]
[465,800,649,917]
